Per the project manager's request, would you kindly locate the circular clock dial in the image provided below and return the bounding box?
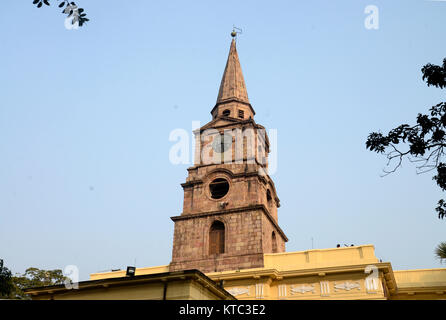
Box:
[212,134,232,153]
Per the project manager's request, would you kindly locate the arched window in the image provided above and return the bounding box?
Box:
[272,231,277,253]
[222,109,231,117]
[267,189,272,203]
[209,221,225,255]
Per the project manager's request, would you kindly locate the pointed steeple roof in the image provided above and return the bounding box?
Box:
[216,39,250,105]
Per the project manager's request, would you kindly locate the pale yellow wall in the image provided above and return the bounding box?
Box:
[213,270,387,300]
[49,283,166,300]
[31,280,227,300]
[90,265,169,281]
[390,268,446,300]
[188,281,223,300]
[263,245,378,271]
[267,272,386,300]
[90,246,378,281]
[207,245,387,300]
[87,245,446,300]
[394,268,446,289]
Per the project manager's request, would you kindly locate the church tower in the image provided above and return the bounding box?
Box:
[169,35,288,273]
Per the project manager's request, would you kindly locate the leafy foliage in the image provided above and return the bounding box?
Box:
[10,267,69,299]
[366,58,446,219]
[435,242,446,262]
[2,261,70,299]
[422,59,446,89]
[0,259,13,298]
[1,264,70,300]
[32,0,89,27]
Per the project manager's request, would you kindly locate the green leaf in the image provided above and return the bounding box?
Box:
[58,1,65,8]
[37,2,43,8]
[43,0,50,6]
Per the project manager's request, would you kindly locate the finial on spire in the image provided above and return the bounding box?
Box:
[211,31,255,119]
[216,30,250,106]
[231,26,242,39]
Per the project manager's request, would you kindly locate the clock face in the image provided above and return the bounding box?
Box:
[212,134,232,153]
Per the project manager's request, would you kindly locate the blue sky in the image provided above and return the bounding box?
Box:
[0,0,445,281]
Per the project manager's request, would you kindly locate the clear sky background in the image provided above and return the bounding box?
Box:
[1,0,445,281]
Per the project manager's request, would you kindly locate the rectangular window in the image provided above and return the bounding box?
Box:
[238,110,244,119]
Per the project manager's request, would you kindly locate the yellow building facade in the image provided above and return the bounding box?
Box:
[26,270,235,300]
[27,245,446,300]
[87,245,446,300]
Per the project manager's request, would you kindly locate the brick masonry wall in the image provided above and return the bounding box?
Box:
[183,168,262,215]
[171,120,286,273]
[182,164,279,219]
[170,208,286,273]
[262,214,286,254]
[170,209,265,273]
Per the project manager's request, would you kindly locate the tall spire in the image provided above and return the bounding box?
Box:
[216,38,250,105]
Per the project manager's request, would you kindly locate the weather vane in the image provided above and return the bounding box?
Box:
[231,26,242,39]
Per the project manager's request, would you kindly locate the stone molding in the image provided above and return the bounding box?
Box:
[171,204,288,242]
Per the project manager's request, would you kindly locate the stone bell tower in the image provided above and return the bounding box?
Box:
[169,34,287,273]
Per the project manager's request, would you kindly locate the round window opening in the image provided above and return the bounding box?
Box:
[209,178,230,199]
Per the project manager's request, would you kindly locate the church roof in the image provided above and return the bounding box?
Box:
[216,39,250,105]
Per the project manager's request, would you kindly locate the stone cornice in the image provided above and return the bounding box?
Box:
[197,118,265,134]
[211,99,256,116]
[181,180,203,188]
[395,286,446,294]
[182,169,268,189]
[209,262,395,285]
[171,204,288,242]
[187,160,267,172]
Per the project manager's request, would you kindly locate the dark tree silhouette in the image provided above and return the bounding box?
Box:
[0,259,13,298]
[32,0,89,27]
[366,58,446,220]
[436,242,446,263]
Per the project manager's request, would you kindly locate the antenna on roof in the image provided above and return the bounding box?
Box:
[97,268,121,273]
